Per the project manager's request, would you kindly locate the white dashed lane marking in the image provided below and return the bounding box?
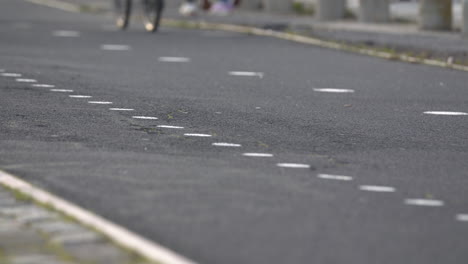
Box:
[313,88,355,93]
[132,116,158,120]
[69,95,92,98]
[158,57,191,63]
[50,89,73,93]
[2,73,22,77]
[318,174,353,181]
[359,185,396,193]
[184,133,212,137]
[52,30,80,37]
[229,71,264,78]
[404,199,444,207]
[88,101,113,105]
[32,84,55,88]
[456,214,468,222]
[212,143,242,147]
[242,153,274,157]
[100,44,131,51]
[277,163,310,169]
[16,78,37,83]
[157,125,184,129]
[109,108,135,111]
[424,111,468,116]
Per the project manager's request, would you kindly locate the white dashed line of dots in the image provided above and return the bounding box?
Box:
[16,78,37,83]
[88,101,113,105]
[1,73,22,77]
[242,153,274,157]
[184,133,212,137]
[132,116,158,120]
[109,108,135,111]
[359,185,396,193]
[317,174,353,181]
[424,111,468,116]
[212,143,242,147]
[157,125,184,129]
[456,214,468,222]
[158,57,191,63]
[100,44,131,51]
[33,84,55,88]
[229,71,264,78]
[50,89,73,93]
[277,163,310,169]
[313,88,355,93]
[404,199,444,207]
[52,30,80,37]
[69,95,92,98]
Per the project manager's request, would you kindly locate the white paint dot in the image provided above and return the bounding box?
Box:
[69,95,92,98]
[359,185,396,193]
[32,84,55,88]
[132,116,158,120]
[242,153,274,157]
[404,199,444,207]
[50,89,73,93]
[456,214,468,222]
[16,78,37,83]
[317,174,353,181]
[277,163,310,169]
[109,108,134,111]
[229,71,264,78]
[52,30,80,37]
[212,143,242,147]
[158,57,191,63]
[1,73,22,77]
[313,88,355,93]
[157,125,184,129]
[184,133,212,137]
[100,44,131,51]
[88,101,113,105]
[424,111,468,116]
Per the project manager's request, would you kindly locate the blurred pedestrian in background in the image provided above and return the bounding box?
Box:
[179,0,240,16]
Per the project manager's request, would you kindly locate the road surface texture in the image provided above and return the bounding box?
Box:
[1,1,468,264]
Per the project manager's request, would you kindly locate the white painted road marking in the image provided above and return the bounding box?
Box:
[229,71,264,78]
[100,44,131,51]
[32,84,55,88]
[158,57,191,63]
[242,153,274,157]
[313,88,355,93]
[109,108,135,111]
[52,30,80,37]
[359,185,396,193]
[456,214,468,222]
[157,125,184,129]
[184,133,212,137]
[318,174,353,181]
[277,163,310,169]
[88,101,113,105]
[424,111,468,116]
[2,73,22,77]
[212,143,242,147]
[404,199,444,207]
[69,95,92,98]
[50,89,73,93]
[0,170,196,264]
[132,116,158,120]
[16,78,37,83]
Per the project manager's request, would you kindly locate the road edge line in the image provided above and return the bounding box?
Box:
[0,169,197,264]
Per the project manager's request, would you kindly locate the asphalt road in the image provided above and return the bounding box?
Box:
[1,1,468,263]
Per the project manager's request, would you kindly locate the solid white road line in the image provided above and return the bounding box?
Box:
[109,108,135,111]
[0,170,196,264]
[277,163,310,169]
[359,185,396,193]
[100,44,131,51]
[456,214,468,222]
[2,73,22,77]
[212,143,242,147]
[16,78,37,83]
[317,174,353,181]
[88,101,113,105]
[242,153,274,157]
[228,71,264,78]
[404,199,444,207]
[52,30,80,37]
[50,89,73,93]
[184,133,212,137]
[33,84,55,88]
[158,57,191,63]
[157,125,184,129]
[132,116,158,120]
[313,88,355,93]
[424,111,468,116]
[69,95,92,98]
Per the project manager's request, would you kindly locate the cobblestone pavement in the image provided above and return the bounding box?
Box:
[0,186,150,264]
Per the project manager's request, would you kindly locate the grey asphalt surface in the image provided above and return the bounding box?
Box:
[1,1,468,264]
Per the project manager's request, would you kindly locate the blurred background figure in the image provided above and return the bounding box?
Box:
[179,0,239,16]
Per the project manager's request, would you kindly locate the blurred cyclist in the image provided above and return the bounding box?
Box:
[179,0,238,16]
